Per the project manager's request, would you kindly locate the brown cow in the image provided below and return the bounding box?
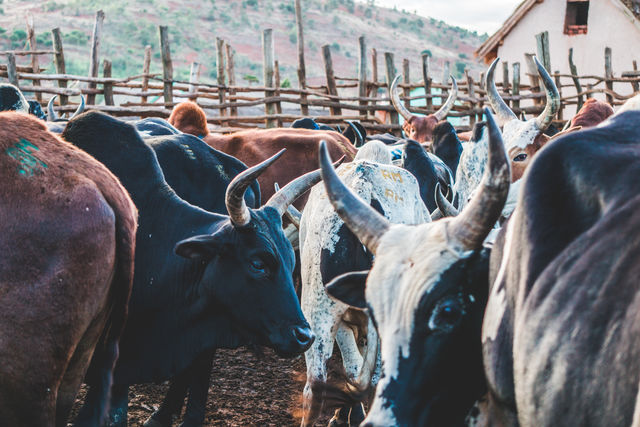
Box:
[389,74,458,142]
[569,98,614,128]
[168,101,357,207]
[0,113,137,426]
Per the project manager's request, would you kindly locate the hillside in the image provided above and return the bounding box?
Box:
[0,0,487,88]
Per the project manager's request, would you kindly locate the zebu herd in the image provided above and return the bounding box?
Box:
[1,54,639,427]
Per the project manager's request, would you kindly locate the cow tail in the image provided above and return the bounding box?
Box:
[75,204,137,426]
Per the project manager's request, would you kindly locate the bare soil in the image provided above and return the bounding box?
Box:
[71,348,335,427]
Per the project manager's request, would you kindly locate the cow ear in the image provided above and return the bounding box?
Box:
[325,270,369,309]
[174,233,227,260]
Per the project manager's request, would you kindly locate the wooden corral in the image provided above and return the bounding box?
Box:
[1,9,640,134]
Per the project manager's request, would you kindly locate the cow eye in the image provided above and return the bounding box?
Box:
[249,257,267,275]
[513,153,528,162]
[428,300,464,331]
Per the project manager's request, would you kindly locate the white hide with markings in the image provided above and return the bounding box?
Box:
[299,141,429,424]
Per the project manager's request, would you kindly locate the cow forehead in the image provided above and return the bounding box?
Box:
[455,132,488,210]
[366,222,463,360]
[502,119,540,150]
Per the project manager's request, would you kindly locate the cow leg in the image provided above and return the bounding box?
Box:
[107,384,129,427]
[301,318,338,427]
[72,324,120,427]
[143,373,189,427]
[329,323,364,427]
[180,351,214,427]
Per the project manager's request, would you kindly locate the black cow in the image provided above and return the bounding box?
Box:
[0,83,30,114]
[481,109,640,426]
[431,121,463,176]
[135,117,182,137]
[61,112,316,426]
[402,140,442,213]
[141,133,260,425]
[290,117,366,147]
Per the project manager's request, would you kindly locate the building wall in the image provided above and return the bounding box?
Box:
[496,0,640,113]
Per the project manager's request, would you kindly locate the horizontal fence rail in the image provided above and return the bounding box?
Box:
[1,16,639,135]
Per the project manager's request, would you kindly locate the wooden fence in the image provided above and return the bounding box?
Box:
[2,12,639,134]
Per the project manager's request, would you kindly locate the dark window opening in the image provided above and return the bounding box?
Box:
[565,1,589,35]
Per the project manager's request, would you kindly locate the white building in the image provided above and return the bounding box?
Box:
[476,0,640,113]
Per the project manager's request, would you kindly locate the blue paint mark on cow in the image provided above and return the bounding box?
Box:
[6,138,48,176]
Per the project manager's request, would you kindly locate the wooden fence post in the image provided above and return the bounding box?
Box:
[225,43,237,117]
[441,60,450,102]
[384,51,399,129]
[7,53,17,87]
[525,53,541,106]
[87,10,105,105]
[102,59,113,105]
[370,48,378,97]
[422,53,432,110]
[358,35,367,117]
[159,26,173,107]
[263,29,277,128]
[605,47,614,105]
[188,62,201,102]
[51,28,67,106]
[536,31,551,72]
[322,44,341,116]
[502,61,510,93]
[217,37,226,118]
[402,58,410,110]
[554,70,563,121]
[274,60,283,126]
[25,14,41,102]
[568,48,583,111]
[141,45,151,104]
[632,60,639,93]
[465,69,476,126]
[512,62,520,112]
[294,0,308,115]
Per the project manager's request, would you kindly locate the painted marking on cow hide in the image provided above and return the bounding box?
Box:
[5,138,48,177]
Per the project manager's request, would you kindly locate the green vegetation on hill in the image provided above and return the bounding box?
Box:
[0,0,486,85]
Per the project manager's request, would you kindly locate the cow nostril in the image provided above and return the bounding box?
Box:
[292,326,315,348]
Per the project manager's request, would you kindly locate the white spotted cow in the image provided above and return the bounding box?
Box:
[453,56,560,215]
[318,110,511,426]
[299,140,430,426]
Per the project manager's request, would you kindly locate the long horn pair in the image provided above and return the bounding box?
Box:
[390,75,458,122]
[47,95,86,121]
[320,108,510,253]
[486,57,559,130]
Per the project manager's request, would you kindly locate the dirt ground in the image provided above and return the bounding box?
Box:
[70,348,336,427]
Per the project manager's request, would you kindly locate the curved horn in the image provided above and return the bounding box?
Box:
[533,56,560,131]
[70,95,85,119]
[345,120,365,147]
[434,76,458,121]
[47,95,59,121]
[486,58,518,126]
[319,140,390,254]
[435,182,459,217]
[226,149,286,227]
[266,155,346,216]
[274,183,302,229]
[390,75,414,122]
[449,108,510,250]
[430,208,443,221]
